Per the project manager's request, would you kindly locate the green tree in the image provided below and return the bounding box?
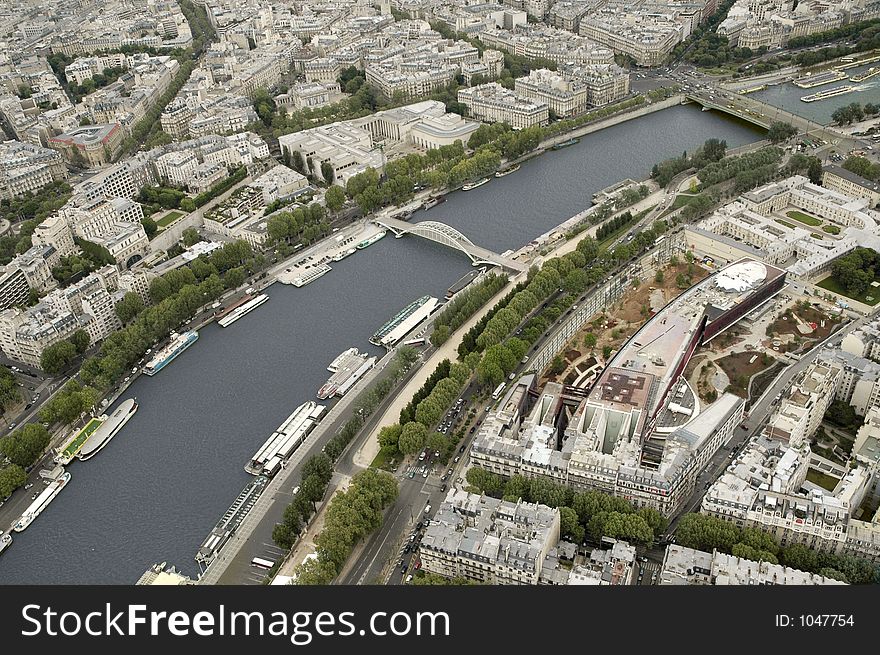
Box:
[766,122,798,143]
[115,292,146,324]
[398,421,428,455]
[40,340,77,375]
[559,506,585,543]
[0,463,27,498]
[69,329,90,355]
[325,185,345,212]
[583,333,597,349]
[182,227,201,247]
[141,216,158,239]
[320,161,335,185]
[0,423,51,468]
[465,467,503,495]
[378,423,403,455]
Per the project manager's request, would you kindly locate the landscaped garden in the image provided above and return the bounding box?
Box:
[156,211,184,228]
[786,210,822,227]
[817,275,880,306]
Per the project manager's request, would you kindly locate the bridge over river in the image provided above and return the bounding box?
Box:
[374,216,529,273]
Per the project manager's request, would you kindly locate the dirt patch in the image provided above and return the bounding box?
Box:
[684,353,707,380]
[768,304,841,342]
[696,359,719,404]
[565,349,581,362]
[717,350,777,398]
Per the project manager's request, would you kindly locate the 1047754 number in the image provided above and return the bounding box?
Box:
[776,614,854,627]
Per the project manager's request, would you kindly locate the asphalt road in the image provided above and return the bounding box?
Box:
[339,390,481,586]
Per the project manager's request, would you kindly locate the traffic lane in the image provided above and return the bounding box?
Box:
[341,455,447,585]
[340,482,424,585]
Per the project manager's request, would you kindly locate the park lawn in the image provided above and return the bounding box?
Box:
[822,224,841,234]
[775,218,796,229]
[369,449,398,472]
[806,469,840,492]
[670,194,701,210]
[62,417,104,456]
[817,275,880,306]
[156,211,184,228]
[786,210,822,227]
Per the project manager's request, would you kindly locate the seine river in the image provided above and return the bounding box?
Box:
[752,61,880,125]
[0,104,763,583]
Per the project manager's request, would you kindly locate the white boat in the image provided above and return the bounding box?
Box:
[356,231,386,249]
[331,248,356,262]
[462,178,489,191]
[0,533,11,555]
[290,264,331,288]
[370,295,439,348]
[318,349,376,399]
[495,164,520,178]
[217,294,269,326]
[78,399,138,461]
[801,85,858,102]
[143,331,199,376]
[245,402,326,475]
[13,471,71,532]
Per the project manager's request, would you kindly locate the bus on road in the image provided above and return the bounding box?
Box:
[491,383,505,401]
[251,557,275,570]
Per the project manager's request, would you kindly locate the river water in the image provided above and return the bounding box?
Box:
[0,104,763,584]
[751,61,880,125]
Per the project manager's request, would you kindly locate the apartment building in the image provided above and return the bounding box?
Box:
[458,83,549,129]
[659,544,847,585]
[822,165,880,207]
[514,69,589,118]
[419,489,561,585]
[0,140,69,200]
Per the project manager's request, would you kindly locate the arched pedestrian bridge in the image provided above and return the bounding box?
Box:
[375,217,528,273]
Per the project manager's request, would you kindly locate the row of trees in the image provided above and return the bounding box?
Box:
[399,360,451,426]
[465,469,667,546]
[120,57,196,158]
[429,274,508,347]
[40,329,90,376]
[676,514,878,583]
[271,453,334,550]
[76,240,260,391]
[193,166,247,208]
[377,354,476,461]
[830,246,880,296]
[265,202,330,251]
[831,102,880,126]
[293,468,399,584]
[0,423,51,470]
[842,154,880,181]
[595,210,636,242]
[0,367,20,414]
[38,380,100,426]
